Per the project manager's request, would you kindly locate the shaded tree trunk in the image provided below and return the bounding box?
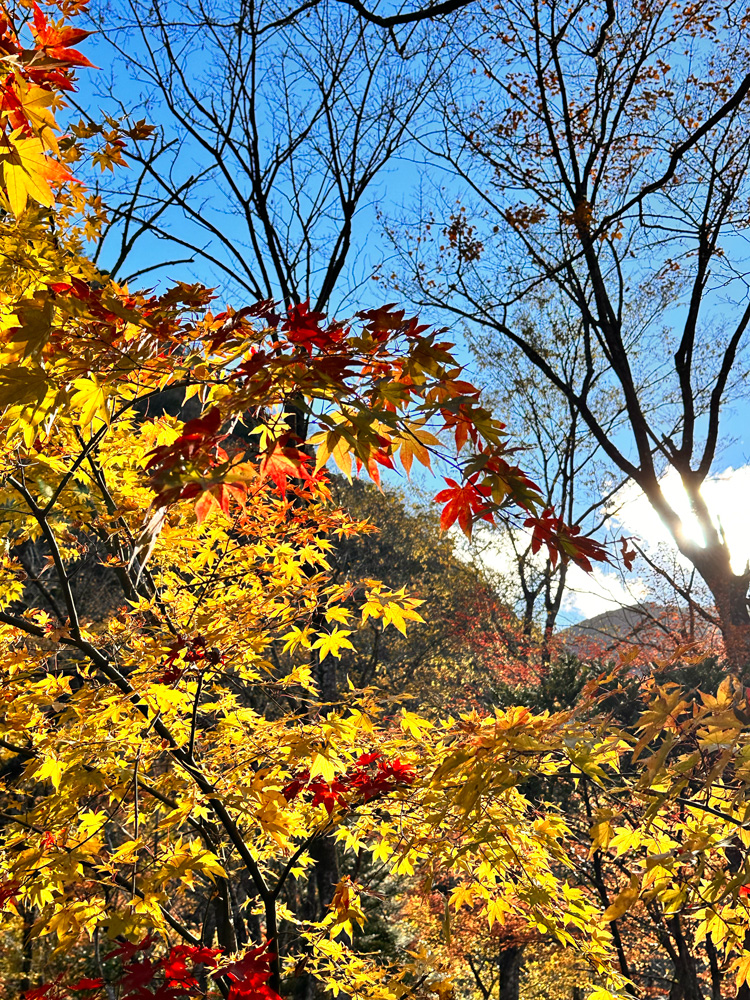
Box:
[19,903,33,996]
[667,916,703,1000]
[704,935,722,1000]
[309,835,340,913]
[694,551,750,676]
[498,945,524,1000]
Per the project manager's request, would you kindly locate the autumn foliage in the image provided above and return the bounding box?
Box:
[3,4,750,1000]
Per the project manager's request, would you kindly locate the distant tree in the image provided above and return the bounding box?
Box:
[325,478,541,712]
[388,0,750,671]
[466,297,628,658]
[83,0,444,314]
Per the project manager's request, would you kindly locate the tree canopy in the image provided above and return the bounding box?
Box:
[3,4,750,1000]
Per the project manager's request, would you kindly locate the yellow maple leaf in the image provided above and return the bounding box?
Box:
[400,709,433,738]
[9,73,60,153]
[309,752,337,783]
[312,629,355,661]
[36,756,62,790]
[70,376,109,426]
[736,951,750,988]
[603,875,640,922]
[1,132,56,217]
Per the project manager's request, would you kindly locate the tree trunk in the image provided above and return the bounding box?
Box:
[20,904,33,996]
[498,945,524,1000]
[704,935,722,1000]
[668,916,704,1000]
[691,546,750,676]
[542,561,567,666]
[641,473,750,674]
[309,835,340,913]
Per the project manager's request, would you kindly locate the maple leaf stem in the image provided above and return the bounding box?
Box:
[73,425,181,637]
[188,673,204,762]
[8,475,83,639]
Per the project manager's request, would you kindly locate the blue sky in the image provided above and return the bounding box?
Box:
[72,7,750,625]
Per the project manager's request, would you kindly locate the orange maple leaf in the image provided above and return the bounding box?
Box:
[31,4,94,67]
[434,476,494,537]
[259,446,311,492]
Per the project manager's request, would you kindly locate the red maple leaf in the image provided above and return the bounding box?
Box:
[162,953,196,987]
[283,769,310,802]
[364,446,395,489]
[566,533,608,573]
[49,277,94,300]
[145,408,231,507]
[0,879,20,909]
[120,958,158,992]
[309,778,348,815]
[31,4,94,67]
[434,476,494,537]
[218,942,281,1000]
[105,935,154,962]
[23,980,65,1000]
[524,509,564,567]
[194,482,247,524]
[146,407,225,474]
[163,944,220,985]
[282,301,342,351]
[231,348,273,383]
[259,445,311,492]
[524,510,608,572]
[378,758,415,785]
[0,77,30,134]
[355,304,406,342]
[173,944,220,968]
[349,757,415,801]
[209,301,280,350]
[620,536,638,572]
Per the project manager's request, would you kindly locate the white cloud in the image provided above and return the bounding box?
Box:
[558,563,650,626]
[469,464,750,625]
[559,464,750,622]
[611,465,750,576]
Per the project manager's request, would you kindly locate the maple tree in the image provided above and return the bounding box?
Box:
[0,4,617,999]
